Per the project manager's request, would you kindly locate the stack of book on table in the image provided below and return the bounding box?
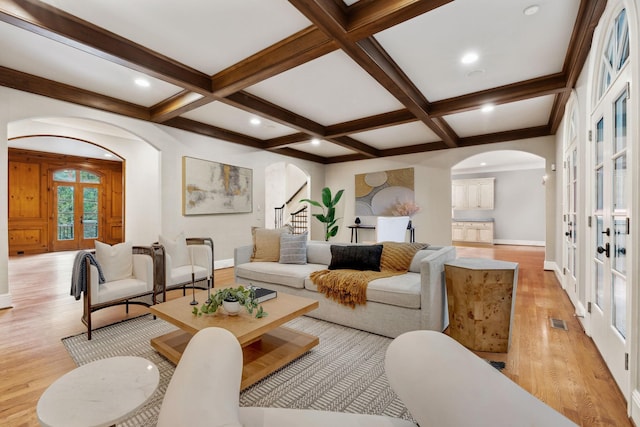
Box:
[250,286,277,303]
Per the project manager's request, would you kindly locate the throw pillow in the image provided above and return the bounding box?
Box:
[328,244,383,271]
[251,226,292,262]
[159,232,190,267]
[94,240,133,282]
[279,232,308,264]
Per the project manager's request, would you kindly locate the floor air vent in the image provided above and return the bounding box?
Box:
[550,318,568,331]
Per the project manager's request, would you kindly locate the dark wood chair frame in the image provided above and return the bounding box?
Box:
[82,245,164,340]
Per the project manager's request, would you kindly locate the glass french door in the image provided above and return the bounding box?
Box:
[589,7,631,397]
[52,169,101,251]
[563,144,578,303]
[591,85,630,397]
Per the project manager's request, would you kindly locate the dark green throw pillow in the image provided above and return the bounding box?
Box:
[328,244,383,271]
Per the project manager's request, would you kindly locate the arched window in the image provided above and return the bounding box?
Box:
[597,8,629,99]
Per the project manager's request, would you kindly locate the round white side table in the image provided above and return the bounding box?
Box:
[37,356,159,427]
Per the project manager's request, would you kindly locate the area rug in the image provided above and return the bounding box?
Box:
[62,314,414,426]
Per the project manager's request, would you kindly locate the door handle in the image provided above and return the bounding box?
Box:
[602,227,610,236]
[565,231,572,237]
[597,243,610,258]
[80,215,83,224]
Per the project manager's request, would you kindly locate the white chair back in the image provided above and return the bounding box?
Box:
[375,216,410,242]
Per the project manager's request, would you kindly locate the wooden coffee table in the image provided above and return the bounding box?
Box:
[150,287,319,389]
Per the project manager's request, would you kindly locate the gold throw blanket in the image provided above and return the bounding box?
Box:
[310,242,427,308]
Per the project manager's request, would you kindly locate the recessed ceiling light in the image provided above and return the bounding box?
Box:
[481,104,495,113]
[480,162,487,166]
[461,52,479,64]
[134,78,150,88]
[311,138,321,146]
[523,5,539,16]
[250,117,261,126]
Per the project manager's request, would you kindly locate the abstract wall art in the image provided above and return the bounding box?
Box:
[182,156,252,215]
[355,167,415,216]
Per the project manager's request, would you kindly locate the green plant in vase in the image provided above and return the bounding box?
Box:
[300,187,344,241]
[192,285,267,318]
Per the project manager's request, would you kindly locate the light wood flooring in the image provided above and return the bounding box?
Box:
[0,245,632,426]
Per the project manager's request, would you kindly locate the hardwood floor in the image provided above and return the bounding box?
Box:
[0,245,631,426]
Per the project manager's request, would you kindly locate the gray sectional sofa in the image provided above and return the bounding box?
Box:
[234,240,456,338]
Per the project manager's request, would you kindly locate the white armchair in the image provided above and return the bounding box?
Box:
[157,234,213,301]
[375,216,410,242]
[157,327,417,427]
[385,330,577,427]
[82,242,159,340]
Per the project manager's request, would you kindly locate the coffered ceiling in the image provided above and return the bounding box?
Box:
[0,0,605,164]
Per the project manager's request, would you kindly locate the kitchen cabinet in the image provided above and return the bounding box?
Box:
[451,178,495,210]
[452,220,494,244]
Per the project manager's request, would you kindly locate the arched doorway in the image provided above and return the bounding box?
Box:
[265,162,309,232]
[451,150,546,246]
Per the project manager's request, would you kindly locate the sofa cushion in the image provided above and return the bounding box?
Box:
[328,244,383,271]
[305,271,421,309]
[236,262,326,289]
[306,241,334,265]
[279,232,308,264]
[251,226,291,262]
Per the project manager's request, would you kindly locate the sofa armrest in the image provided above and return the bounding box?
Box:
[157,327,243,427]
[419,246,456,331]
[234,245,253,266]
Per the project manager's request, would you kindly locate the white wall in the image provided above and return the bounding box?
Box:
[322,136,557,255]
[453,168,546,244]
[0,87,325,309]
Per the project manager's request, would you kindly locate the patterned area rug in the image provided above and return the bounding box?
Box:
[62,314,414,426]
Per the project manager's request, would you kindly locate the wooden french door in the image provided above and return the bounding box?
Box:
[51,169,102,251]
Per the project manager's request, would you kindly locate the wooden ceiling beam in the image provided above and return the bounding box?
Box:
[163,117,265,148]
[0,0,212,94]
[150,91,212,122]
[326,108,416,137]
[269,147,330,164]
[222,91,327,136]
[264,133,310,149]
[457,125,551,148]
[0,66,150,120]
[429,74,568,117]
[212,26,338,98]
[289,0,459,148]
[347,0,453,40]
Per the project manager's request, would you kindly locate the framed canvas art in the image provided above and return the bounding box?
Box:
[355,167,415,216]
[182,156,252,215]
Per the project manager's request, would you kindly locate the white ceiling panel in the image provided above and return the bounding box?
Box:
[245,50,405,126]
[350,122,440,149]
[288,141,356,157]
[40,0,311,75]
[445,95,555,138]
[182,102,297,140]
[0,22,180,107]
[376,0,579,101]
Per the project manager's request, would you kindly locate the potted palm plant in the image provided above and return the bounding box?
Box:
[300,187,344,241]
[192,285,267,318]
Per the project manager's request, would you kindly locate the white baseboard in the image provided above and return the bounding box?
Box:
[493,239,546,247]
[0,293,13,310]
[631,389,640,425]
[214,258,234,270]
[543,260,559,272]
